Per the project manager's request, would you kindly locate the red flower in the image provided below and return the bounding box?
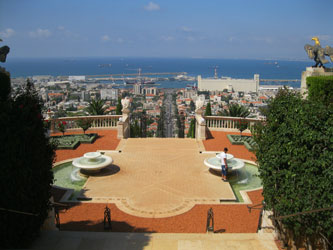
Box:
[62,121,67,125]
[19,104,24,109]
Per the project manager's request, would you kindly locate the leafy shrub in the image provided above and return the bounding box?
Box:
[57,121,67,135]
[306,76,333,106]
[76,118,93,134]
[253,89,333,247]
[0,77,56,248]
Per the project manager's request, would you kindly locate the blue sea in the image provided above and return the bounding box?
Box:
[3,57,315,88]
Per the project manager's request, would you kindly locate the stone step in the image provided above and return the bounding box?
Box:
[32,231,278,250]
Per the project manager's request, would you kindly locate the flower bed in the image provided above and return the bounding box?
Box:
[227,134,257,151]
[51,133,98,149]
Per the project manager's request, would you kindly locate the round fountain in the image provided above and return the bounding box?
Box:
[204,153,244,171]
[72,152,113,176]
[204,153,250,184]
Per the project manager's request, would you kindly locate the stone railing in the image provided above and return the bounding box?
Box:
[204,116,262,133]
[49,115,121,133]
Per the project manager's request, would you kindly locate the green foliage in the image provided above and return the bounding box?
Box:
[189,100,195,112]
[221,103,250,117]
[57,121,67,135]
[116,97,122,115]
[227,134,256,151]
[86,99,107,115]
[0,68,10,101]
[177,114,185,138]
[53,107,67,118]
[0,78,56,248]
[204,102,212,116]
[306,76,333,106]
[197,90,209,99]
[156,106,165,138]
[236,118,248,136]
[187,118,195,138]
[221,94,232,103]
[76,118,93,134]
[252,89,333,245]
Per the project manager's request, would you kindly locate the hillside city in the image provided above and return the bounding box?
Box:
[11,74,291,138]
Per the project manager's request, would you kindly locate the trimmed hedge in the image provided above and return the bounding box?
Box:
[306,76,333,105]
[227,134,256,151]
[51,133,98,149]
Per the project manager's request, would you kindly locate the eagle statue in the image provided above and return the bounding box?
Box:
[304,37,333,68]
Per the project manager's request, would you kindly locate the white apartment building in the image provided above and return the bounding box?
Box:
[197,74,259,93]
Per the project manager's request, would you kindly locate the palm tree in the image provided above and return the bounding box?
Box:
[86,99,107,115]
[221,103,250,118]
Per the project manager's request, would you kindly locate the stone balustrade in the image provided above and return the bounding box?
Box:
[204,116,262,132]
[49,115,122,133]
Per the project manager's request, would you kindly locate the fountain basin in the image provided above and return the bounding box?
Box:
[72,152,113,174]
[204,153,245,172]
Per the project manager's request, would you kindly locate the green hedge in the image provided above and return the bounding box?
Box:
[51,133,98,149]
[0,77,56,248]
[227,134,256,151]
[252,89,333,247]
[306,76,333,105]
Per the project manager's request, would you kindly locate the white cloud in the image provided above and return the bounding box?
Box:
[115,38,124,43]
[180,26,192,33]
[186,36,195,42]
[101,35,110,41]
[0,28,15,38]
[29,28,51,38]
[161,36,174,41]
[144,2,160,11]
[57,26,65,31]
[101,35,124,44]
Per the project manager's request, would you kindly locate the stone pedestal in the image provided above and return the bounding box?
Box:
[117,108,130,139]
[301,67,333,97]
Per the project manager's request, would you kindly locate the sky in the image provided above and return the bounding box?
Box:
[1,0,333,60]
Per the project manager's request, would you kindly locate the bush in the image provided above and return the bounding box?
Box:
[57,120,67,135]
[306,76,333,106]
[253,89,333,247]
[76,118,93,134]
[0,77,56,248]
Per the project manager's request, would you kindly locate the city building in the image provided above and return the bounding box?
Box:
[197,74,260,93]
[100,88,119,100]
[133,83,142,95]
[142,87,157,96]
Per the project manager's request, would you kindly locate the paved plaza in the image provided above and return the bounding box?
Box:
[80,138,236,218]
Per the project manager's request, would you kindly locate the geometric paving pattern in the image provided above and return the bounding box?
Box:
[80,138,236,218]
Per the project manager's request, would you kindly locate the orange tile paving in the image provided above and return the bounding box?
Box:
[54,130,263,233]
[53,129,120,163]
[59,190,263,233]
[203,131,256,162]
